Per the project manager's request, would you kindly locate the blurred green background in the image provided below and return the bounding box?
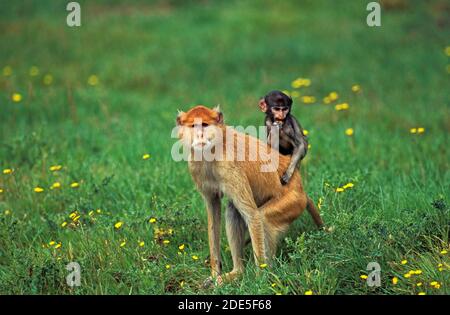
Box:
[0,0,449,294]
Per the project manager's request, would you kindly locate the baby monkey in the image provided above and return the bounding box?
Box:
[259,90,308,185]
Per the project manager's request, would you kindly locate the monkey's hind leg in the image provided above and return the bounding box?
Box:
[261,190,306,258]
[221,202,247,283]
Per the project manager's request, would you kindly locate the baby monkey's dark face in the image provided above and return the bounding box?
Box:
[270,105,290,122]
[258,90,293,124]
[266,91,292,122]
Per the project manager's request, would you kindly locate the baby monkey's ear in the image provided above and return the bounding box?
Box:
[258,98,268,113]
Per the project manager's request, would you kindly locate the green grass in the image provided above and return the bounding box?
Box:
[0,0,449,295]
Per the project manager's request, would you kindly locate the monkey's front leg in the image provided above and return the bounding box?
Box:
[204,193,222,278]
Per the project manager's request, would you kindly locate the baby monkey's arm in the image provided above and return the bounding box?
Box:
[280,116,308,185]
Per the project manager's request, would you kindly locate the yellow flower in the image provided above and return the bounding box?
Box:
[192,255,199,260]
[404,273,411,278]
[49,165,62,172]
[49,241,56,246]
[271,283,277,288]
[165,264,171,269]
[360,274,368,280]
[343,183,354,189]
[163,240,170,245]
[70,182,80,188]
[440,249,448,255]
[303,129,309,136]
[416,282,422,287]
[336,187,344,193]
[149,217,157,223]
[3,168,13,175]
[178,244,185,251]
[54,243,62,249]
[69,212,77,219]
[304,290,313,295]
[29,66,40,77]
[323,96,331,104]
[276,292,282,295]
[417,127,425,134]
[142,154,151,160]
[291,78,311,88]
[410,128,417,134]
[50,182,61,190]
[301,96,316,104]
[96,209,102,214]
[43,74,53,85]
[259,263,268,268]
[88,210,94,216]
[392,277,398,285]
[12,93,22,102]
[351,85,361,93]
[139,241,145,247]
[0,188,3,193]
[4,209,11,215]
[317,197,323,210]
[120,241,126,247]
[73,215,81,222]
[61,221,67,227]
[329,92,339,101]
[430,281,438,286]
[433,283,441,289]
[413,269,422,275]
[418,292,426,295]
[445,46,450,57]
[401,259,408,265]
[345,128,354,136]
[88,75,99,86]
[335,103,349,111]
[3,66,12,76]
[34,187,44,193]
[114,221,123,229]
[180,281,185,288]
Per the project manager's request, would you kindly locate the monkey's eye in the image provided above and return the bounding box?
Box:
[202,123,209,127]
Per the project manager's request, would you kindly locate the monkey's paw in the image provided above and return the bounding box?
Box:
[280,173,291,185]
[202,276,223,288]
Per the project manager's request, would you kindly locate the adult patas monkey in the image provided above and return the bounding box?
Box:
[176,105,323,284]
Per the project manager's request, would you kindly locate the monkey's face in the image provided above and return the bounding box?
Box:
[176,105,224,152]
[270,106,290,122]
[263,90,293,122]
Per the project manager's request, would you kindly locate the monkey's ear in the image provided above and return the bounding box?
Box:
[176,110,185,126]
[259,99,268,113]
[213,105,224,124]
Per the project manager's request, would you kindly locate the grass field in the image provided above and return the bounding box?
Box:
[0,0,449,295]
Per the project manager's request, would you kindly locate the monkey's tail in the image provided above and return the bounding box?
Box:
[306,196,324,229]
